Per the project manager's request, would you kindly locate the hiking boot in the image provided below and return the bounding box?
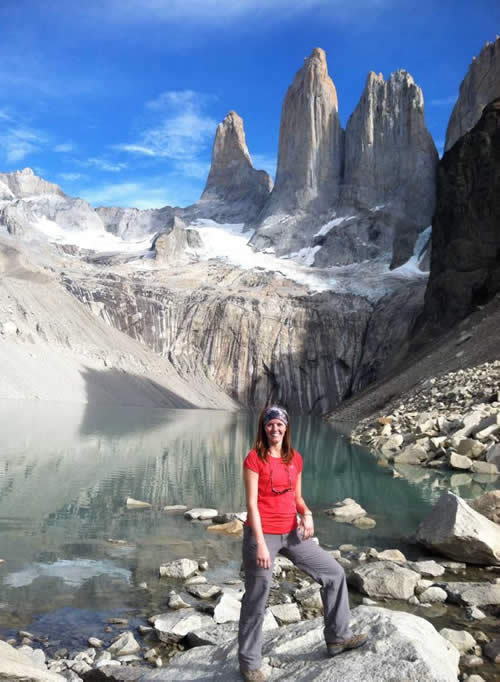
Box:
[239,666,266,682]
[326,631,368,657]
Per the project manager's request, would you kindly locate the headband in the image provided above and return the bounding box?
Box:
[262,406,289,426]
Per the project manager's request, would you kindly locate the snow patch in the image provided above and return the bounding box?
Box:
[314,215,356,238]
[390,226,432,278]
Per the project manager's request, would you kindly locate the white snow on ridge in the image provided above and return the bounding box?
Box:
[313,215,356,238]
[389,225,431,279]
[34,215,154,254]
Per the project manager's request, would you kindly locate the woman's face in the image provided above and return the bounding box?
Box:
[265,418,287,447]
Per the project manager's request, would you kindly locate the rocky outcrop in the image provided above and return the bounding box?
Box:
[153,216,201,265]
[417,97,500,339]
[140,607,459,681]
[416,492,500,565]
[96,205,176,240]
[259,48,343,218]
[0,639,65,681]
[198,110,272,222]
[445,36,500,151]
[0,167,64,200]
[343,70,437,220]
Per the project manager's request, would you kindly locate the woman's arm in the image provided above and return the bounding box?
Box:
[295,472,314,539]
[244,467,271,569]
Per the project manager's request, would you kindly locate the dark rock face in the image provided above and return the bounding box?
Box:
[417,98,500,339]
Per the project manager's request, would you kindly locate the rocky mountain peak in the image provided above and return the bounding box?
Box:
[445,36,500,151]
[342,67,437,229]
[260,47,344,217]
[199,110,272,223]
[0,168,65,200]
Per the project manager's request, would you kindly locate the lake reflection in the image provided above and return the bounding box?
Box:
[0,400,488,642]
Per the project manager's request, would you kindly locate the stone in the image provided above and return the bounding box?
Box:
[454,438,487,459]
[353,517,376,529]
[159,558,198,579]
[206,519,243,535]
[442,581,500,607]
[464,606,486,620]
[461,655,483,668]
[349,561,420,600]
[184,508,218,521]
[406,561,444,578]
[325,500,367,521]
[153,612,214,643]
[88,637,103,648]
[483,639,500,663]
[393,445,428,465]
[377,549,406,562]
[199,110,272,223]
[186,583,222,600]
[486,443,500,469]
[416,492,500,564]
[163,505,188,511]
[270,603,302,625]
[294,584,323,610]
[273,555,294,575]
[141,606,460,681]
[471,461,498,475]
[469,490,500,524]
[448,453,472,470]
[84,666,151,680]
[107,631,140,657]
[342,69,437,266]
[184,575,207,586]
[125,497,151,509]
[439,628,476,654]
[445,37,500,150]
[379,435,404,453]
[418,587,447,604]
[418,97,500,338]
[167,592,191,610]
[213,593,242,624]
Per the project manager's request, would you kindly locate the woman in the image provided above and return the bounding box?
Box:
[238,405,367,682]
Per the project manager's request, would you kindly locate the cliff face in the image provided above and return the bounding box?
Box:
[0,168,65,200]
[445,37,500,152]
[198,110,272,223]
[262,47,344,216]
[417,97,500,339]
[63,263,425,415]
[343,70,438,226]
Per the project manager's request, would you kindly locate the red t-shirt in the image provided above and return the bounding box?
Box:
[243,449,303,534]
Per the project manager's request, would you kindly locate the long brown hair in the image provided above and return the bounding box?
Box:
[253,406,294,464]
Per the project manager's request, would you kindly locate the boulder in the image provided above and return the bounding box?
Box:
[207,519,243,535]
[270,602,302,624]
[294,584,323,610]
[469,490,500,524]
[416,492,500,564]
[153,611,214,643]
[139,606,459,681]
[213,593,241,624]
[393,445,428,465]
[441,582,500,608]
[377,549,406,562]
[448,453,472,470]
[107,631,140,657]
[186,583,222,600]
[184,508,218,520]
[349,561,420,600]
[486,443,500,469]
[418,586,447,604]
[159,558,198,579]
[0,639,65,681]
[439,628,476,654]
[483,639,500,663]
[325,499,367,521]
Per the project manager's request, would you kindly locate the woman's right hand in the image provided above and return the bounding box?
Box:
[256,540,271,569]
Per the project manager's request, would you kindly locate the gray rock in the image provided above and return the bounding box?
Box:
[294,584,323,610]
[186,583,222,600]
[125,497,151,509]
[406,561,444,578]
[442,581,500,608]
[471,461,498,474]
[393,444,428,465]
[483,638,500,663]
[167,591,191,610]
[418,587,447,604]
[377,549,406,562]
[107,632,140,657]
[448,452,473,470]
[439,628,476,654]
[159,558,198,579]
[270,602,302,624]
[469,490,500,524]
[486,443,500,469]
[445,37,500,151]
[153,611,214,643]
[416,491,500,564]
[213,593,241,624]
[199,111,272,223]
[184,508,218,521]
[343,70,438,248]
[138,606,459,681]
[349,561,420,600]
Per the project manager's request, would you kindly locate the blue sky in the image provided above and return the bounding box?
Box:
[0,1,498,209]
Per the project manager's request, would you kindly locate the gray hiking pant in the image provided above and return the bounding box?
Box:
[238,526,353,670]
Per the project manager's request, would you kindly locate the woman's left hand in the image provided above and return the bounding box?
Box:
[300,513,314,540]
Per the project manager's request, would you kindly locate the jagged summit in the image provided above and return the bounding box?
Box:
[0,167,65,200]
[445,36,500,152]
[342,68,438,227]
[198,110,272,222]
[262,47,343,216]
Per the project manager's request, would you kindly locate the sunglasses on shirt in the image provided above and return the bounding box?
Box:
[270,467,292,495]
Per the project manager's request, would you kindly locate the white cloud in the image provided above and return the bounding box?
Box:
[117,89,216,161]
[0,127,47,162]
[59,172,85,182]
[173,160,210,180]
[0,109,10,121]
[80,181,177,209]
[54,143,74,153]
[251,153,277,178]
[81,157,128,172]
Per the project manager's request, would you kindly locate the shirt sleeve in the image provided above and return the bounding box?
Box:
[243,449,260,473]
